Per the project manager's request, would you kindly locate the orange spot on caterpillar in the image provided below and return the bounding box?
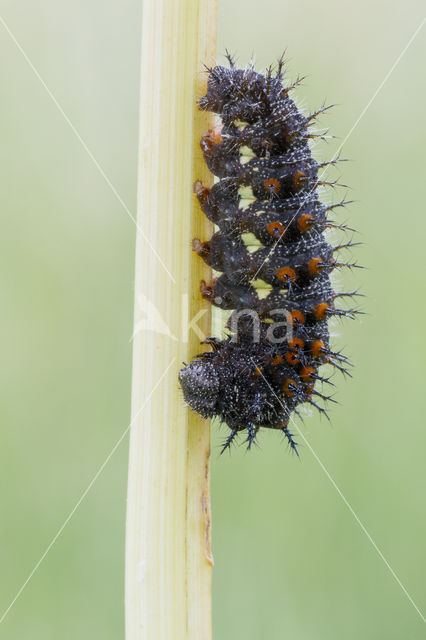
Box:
[300,366,316,383]
[283,379,298,396]
[277,266,296,282]
[288,337,304,351]
[264,178,280,194]
[291,309,305,325]
[271,354,283,365]
[308,257,323,276]
[298,213,314,232]
[253,366,262,377]
[314,302,330,321]
[266,221,285,237]
[285,351,300,366]
[311,340,328,359]
[293,170,306,189]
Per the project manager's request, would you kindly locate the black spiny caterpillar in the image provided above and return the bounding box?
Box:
[179,53,360,454]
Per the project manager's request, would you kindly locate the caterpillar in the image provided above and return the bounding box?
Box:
[179,53,360,454]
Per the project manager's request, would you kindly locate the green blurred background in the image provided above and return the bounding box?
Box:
[1,1,425,638]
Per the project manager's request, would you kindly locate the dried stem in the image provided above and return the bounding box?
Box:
[125,1,217,639]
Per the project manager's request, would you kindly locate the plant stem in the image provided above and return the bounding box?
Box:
[125,2,217,639]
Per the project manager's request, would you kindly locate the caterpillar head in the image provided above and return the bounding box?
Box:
[179,360,220,418]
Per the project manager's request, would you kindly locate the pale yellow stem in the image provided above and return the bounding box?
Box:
[125,2,217,639]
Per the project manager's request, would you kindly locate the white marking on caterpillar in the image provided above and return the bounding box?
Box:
[234,119,249,130]
[239,145,256,165]
[251,279,272,299]
[238,185,255,210]
[241,232,265,253]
